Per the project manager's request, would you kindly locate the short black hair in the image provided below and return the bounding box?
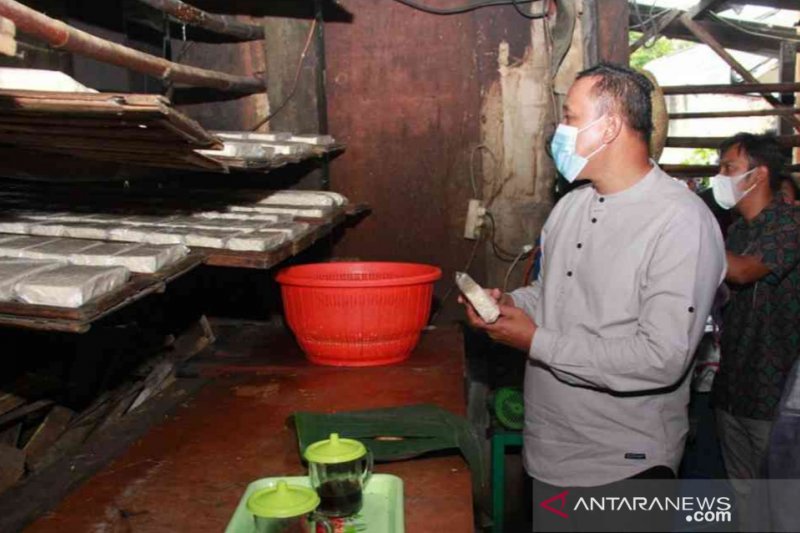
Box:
[575,62,654,144]
[781,176,800,200]
[718,132,785,191]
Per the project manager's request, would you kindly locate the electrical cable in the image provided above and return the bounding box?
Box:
[503,246,532,292]
[250,19,317,131]
[510,0,548,20]
[708,12,800,43]
[429,237,483,324]
[391,0,538,16]
[485,211,520,261]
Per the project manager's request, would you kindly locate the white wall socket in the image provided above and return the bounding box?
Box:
[464,199,487,240]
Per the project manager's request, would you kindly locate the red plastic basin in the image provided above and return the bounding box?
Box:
[276,262,442,366]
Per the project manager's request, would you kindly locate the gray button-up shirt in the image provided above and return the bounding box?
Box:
[510,165,726,487]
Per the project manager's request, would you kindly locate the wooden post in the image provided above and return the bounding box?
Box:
[779,42,797,141]
[680,13,800,132]
[596,0,629,64]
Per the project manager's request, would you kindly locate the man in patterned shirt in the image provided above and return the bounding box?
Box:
[711,132,800,529]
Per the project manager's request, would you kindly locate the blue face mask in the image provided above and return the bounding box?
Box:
[550,116,607,182]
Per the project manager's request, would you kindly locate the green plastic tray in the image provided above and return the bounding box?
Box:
[225,474,404,533]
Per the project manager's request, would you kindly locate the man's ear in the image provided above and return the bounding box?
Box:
[754,165,770,186]
[602,114,623,145]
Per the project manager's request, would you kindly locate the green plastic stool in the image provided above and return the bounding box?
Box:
[491,429,523,532]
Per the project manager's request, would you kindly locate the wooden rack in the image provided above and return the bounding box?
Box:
[0,253,204,333]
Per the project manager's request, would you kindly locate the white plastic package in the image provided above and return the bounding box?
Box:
[70,243,188,273]
[225,231,288,252]
[0,236,60,258]
[15,264,130,308]
[193,211,289,223]
[256,191,337,207]
[228,205,330,219]
[167,217,267,232]
[182,229,243,248]
[29,222,111,240]
[108,225,156,243]
[0,219,32,234]
[20,238,103,260]
[256,221,311,239]
[0,258,64,301]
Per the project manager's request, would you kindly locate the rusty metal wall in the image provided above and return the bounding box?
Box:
[324,0,542,317]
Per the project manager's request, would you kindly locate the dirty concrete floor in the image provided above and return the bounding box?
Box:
[24,323,473,533]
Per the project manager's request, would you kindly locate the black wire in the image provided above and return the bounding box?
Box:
[485,212,519,262]
[392,0,541,16]
[511,0,548,19]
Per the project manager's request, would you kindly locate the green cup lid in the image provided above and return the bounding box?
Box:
[247,481,320,518]
[304,433,367,464]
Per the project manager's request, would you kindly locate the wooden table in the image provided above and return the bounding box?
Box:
[23,324,473,532]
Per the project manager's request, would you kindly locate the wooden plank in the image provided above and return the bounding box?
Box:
[0,443,24,493]
[0,378,207,533]
[667,135,800,149]
[669,107,800,119]
[680,13,800,132]
[22,406,73,471]
[663,82,800,96]
[664,163,800,177]
[0,423,20,448]
[0,400,53,427]
[0,393,24,417]
[0,253,204,333]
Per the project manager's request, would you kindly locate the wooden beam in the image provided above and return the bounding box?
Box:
[628,2,786,57]
[0,0,265,93]
[666,135,800,149]
[680,13,800,132]
[670,107,800,119]
[597,0,629,64]
[663,81,800,95]
[779,42,797,138]
[664,163,800,177]
[629,9,681,55]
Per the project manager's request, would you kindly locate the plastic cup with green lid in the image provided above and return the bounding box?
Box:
[304,433,374,518]
[247,480,333,532]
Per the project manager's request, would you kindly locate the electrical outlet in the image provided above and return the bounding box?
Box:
[464,199,487,240]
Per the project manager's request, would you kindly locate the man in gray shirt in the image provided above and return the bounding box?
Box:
[463,63,726,526]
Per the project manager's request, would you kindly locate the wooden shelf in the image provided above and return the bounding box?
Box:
[0,253,205,333]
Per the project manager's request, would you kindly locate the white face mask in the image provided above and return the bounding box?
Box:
[711,169,757,210]
[550,116,608,183]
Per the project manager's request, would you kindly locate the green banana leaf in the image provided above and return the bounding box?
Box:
[293,404,486,492]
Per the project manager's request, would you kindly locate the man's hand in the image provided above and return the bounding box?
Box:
[463,301,537,353]
[457,287,514,308]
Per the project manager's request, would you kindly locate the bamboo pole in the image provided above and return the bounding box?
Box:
[662,82,800,95]
[663,163,800,177]
[666,135,800,149]
[134,0,264,41]
[0,0,265,93]
[669,107,800,119]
